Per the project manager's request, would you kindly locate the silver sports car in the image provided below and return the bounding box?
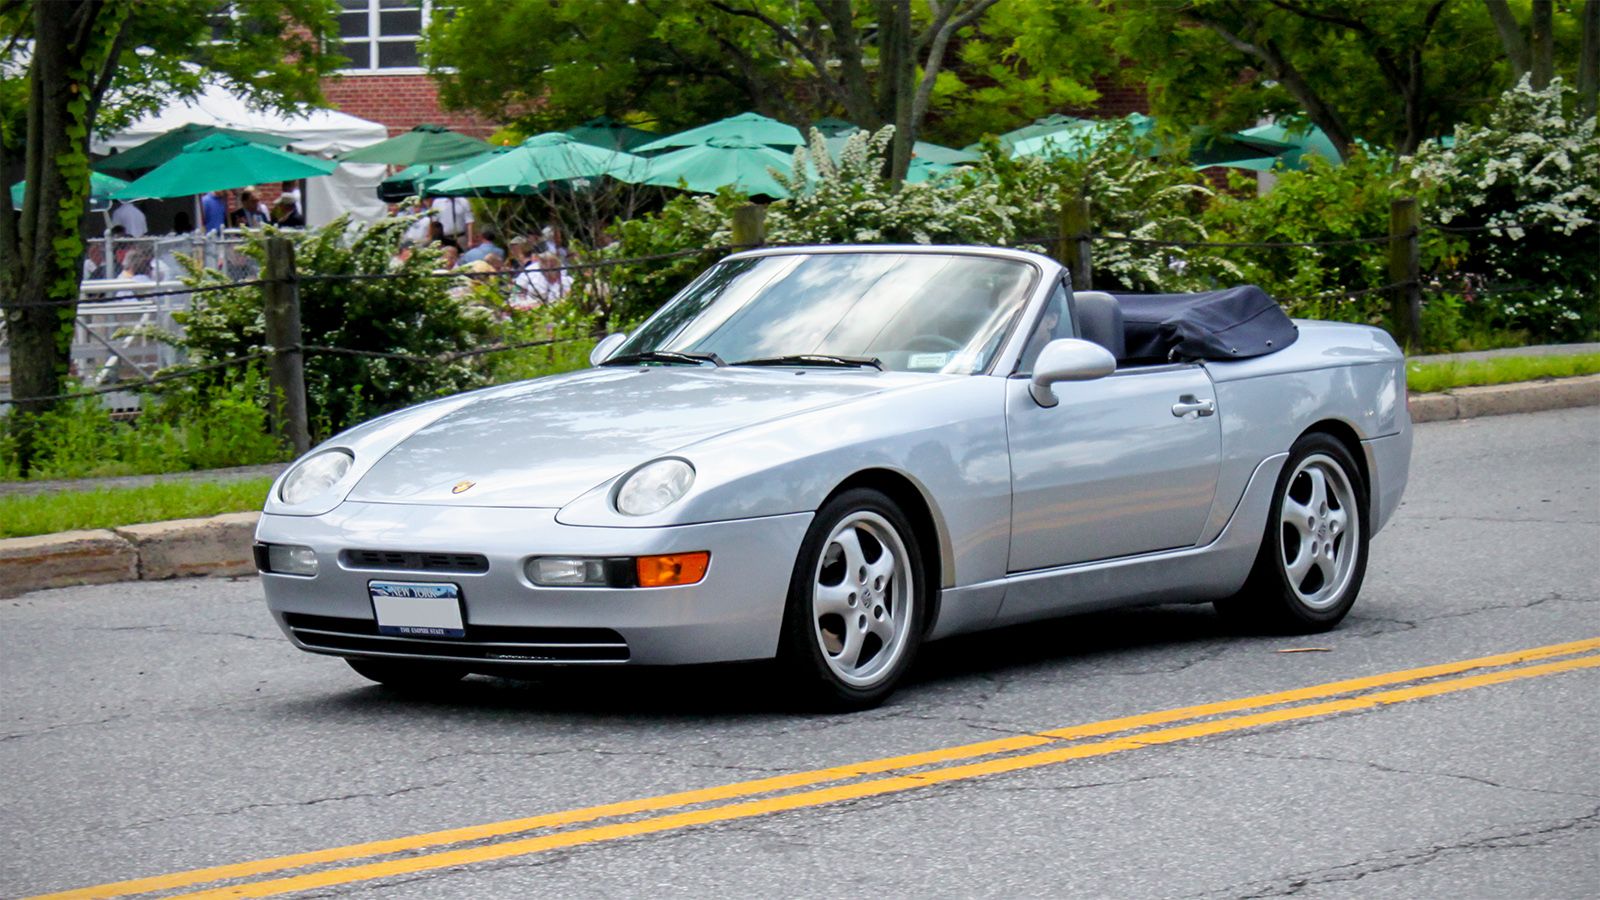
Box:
[256,245,1411,708]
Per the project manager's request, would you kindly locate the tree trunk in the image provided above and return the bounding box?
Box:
[1530,0,1555,88]
[1,1,121,473]
[1484,0,1531,79]
[877,0,915,186]
[1580,0,1600,119]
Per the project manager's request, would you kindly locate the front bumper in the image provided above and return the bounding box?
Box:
[257,503,813,666]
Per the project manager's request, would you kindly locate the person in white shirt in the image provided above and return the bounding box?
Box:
[513,252,571,308]
[110,201,147,238]
[430,196,474,242]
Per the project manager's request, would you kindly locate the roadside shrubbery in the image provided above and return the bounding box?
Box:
[1411,77,1599,343]
[176,216,498,438]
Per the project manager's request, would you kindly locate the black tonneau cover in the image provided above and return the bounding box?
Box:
[1110,285,1298,362]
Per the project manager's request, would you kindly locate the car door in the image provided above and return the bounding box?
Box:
[1005,363,1223,574]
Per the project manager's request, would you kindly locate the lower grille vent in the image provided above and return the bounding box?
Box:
[283,613,629,663]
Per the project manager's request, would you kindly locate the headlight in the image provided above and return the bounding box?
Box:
[614,458,695,516]
[279,449,355,505]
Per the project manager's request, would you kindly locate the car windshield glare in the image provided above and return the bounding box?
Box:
[616,252,1038,375]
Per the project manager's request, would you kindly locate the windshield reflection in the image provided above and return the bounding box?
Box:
[618,252,1037,374]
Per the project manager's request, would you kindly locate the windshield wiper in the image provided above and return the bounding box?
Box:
[601,350,725,367]
[731,354,884,370]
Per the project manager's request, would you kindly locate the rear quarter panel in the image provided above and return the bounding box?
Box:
[1200,321,1409,540]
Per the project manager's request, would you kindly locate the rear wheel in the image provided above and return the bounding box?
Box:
[778,488,927,710]
[346,658,469,690]
[1216,433,1369,633]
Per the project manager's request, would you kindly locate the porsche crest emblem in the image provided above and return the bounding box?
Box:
[452,481,475,494]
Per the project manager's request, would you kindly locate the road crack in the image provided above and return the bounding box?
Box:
[1193,806,1600,898]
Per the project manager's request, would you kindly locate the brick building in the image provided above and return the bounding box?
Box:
[319,0,497,138]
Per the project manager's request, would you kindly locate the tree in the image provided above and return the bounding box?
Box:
[1106,0,1583,158]
[0,0,341,471]
[423,0,1107,182]
[1484,0,1556,87]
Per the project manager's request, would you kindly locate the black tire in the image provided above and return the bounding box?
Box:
[346,657,469,690]
[778,488,928,711]
[1216,433,1370,634]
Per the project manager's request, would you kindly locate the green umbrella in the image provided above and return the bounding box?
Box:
[1240,123,1343,168]
[971,114,1092,153]
[1008,113,1294,167]
[641,137,797,199]
[820,126,980,166]
[428,133,644,196]
[904,158,958,184]
[337,124,492,166]
[633,112,804,154]
[565,116,659,153]
[1188,130,1297,167]
[94,123,292,175]
[11,170,130,207]
[811,117,861,137]
[111,133,337,200]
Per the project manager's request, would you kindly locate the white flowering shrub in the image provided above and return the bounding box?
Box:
[1412,77,1599,341]
[766,128,1018,245]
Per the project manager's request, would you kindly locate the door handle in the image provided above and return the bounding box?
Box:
[1171,395,1216,417]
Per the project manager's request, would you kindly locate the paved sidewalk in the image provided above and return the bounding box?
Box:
[1407,342,1599,365]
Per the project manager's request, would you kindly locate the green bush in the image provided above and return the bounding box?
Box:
[986,122,1234,292]
[1199,151,1453,330]
[767,128,1018,246]
[174,216,498,438]
[0,369,288,481]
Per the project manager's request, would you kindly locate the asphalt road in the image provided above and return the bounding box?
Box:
[3,407,1597,899]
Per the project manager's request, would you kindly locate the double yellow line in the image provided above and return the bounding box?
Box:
[36,637,1600,900]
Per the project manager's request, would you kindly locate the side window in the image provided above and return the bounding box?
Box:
[1017,281,1074,373]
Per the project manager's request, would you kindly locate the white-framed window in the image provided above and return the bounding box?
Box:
[337,0,450,74]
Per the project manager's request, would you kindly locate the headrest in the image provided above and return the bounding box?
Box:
[1074,290,1126,360]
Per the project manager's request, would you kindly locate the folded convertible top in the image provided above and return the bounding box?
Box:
[1110,285,1298,362]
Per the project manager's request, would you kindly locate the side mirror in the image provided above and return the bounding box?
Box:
[1029,338,1116,407]
[589,332,628,367]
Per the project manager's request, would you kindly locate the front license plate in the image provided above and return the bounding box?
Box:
[369,581,466,638]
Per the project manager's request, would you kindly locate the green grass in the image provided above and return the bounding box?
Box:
[1406,353,1600,395]
[0,477,273,539]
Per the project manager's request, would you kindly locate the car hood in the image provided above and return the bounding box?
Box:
[346,366,901,507]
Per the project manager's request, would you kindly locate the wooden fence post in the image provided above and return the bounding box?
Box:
[1389,197,1422,351]
[731,203,767,248]
[262,236,310,456]
[1057,192,1092,290]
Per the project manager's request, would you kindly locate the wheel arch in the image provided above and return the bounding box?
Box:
[1298,418,1371,505]
[822,468,952,636]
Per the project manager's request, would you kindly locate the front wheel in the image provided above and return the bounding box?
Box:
[778,488,927,710]
[1216,433,1370,633]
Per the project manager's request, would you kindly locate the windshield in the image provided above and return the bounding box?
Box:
[615,252,1038,374]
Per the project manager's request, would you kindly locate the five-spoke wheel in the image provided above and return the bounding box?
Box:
[1217,433,1370,632]
[781,488,927,709]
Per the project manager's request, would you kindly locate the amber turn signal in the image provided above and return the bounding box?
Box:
[635,551,710,587]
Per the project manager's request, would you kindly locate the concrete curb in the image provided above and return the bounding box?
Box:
[2,375,1597,599]
[1407,374,1600,424]
[0,512,259,599]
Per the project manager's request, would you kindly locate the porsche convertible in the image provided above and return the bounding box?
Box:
[256,245,1411,708]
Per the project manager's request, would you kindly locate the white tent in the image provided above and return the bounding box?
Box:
[92,81,390,227]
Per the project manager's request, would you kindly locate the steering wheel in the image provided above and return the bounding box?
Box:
[903,334,963,353]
